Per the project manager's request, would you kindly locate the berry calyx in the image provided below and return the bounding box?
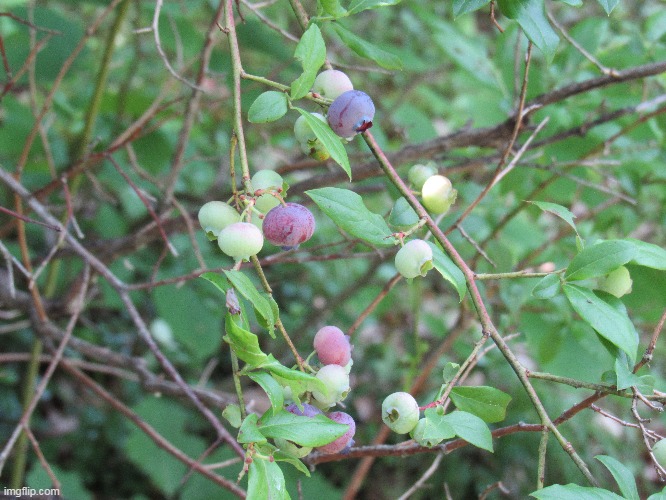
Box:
[217,222,264,261]
[382,392,420,434]
[312,70,354,100]
[316,412,356,454]
[395,239,434,279]
[327,90,375,138]
[198,201,240,240]
[422,175,457,214]
[262,202,315,250]
[314,326,352,366]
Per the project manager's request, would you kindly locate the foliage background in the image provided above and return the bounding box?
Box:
[1,0,665,498]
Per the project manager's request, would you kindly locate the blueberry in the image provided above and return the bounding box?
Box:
[262,202,315,249]
[327,90,375,138]
[312,70,354,100]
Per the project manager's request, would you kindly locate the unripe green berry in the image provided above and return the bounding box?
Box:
[422,175,457,214]
[382,392,420,434]
[198,201,240,240]
[652,438,666,468]
[395,239,434,279]
[599,266,632,298]
[311,364,350,408]
[312,69,353,100]
[217,222,264,261]
[408,164,437,190]
[410,418,443,447]
[251,170,284,214]
[294,113,330,161]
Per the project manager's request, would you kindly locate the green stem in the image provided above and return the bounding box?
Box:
[474,270,564,280]
[231,352,246,419]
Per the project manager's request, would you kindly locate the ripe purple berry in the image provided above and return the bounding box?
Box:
[327,90,375,138]
[262,202,315,250]
[316,412,356,454]
[314,326,352,366]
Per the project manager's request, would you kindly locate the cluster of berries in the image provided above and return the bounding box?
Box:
[279,326,356,456]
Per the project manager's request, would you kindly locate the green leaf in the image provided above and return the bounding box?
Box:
[528,201,578,235]
[388,197,419,230]
[238,413,266,444]
[532,274,561,299]
[222,404,242,428]
[306,187,393,247]
[258,355,328,398]
[422,407,457,440]
[442,410,493,452]
[273,450,311,476]
[294,108,351,178]
[247,458,290,500]
[614,352,641,391]
[200,271,231,294]
[496,0,559,61]
[347,0,401,15]
[453,0,491,18]
[530,484,624,499]
[430,20,505,89]
[565,240,636,281]
[595,455,639,500]
[442,363,460,384]
[319,0,347,17]
[450,386,512,423]
[258,410,348,447]
[248,371,284,414]
[596,0,619,15]
[291,24,326,99]
[224,313,268,366]
[558,0,583,4]
[563,284,638,362]
[426,241,467,302]
[623,238,666,270]
[330,23,402,70]
[248,91,289,123]
[224,270,275,338]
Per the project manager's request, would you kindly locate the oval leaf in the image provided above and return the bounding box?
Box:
[532,273,561,299]
[258,411,348,447]
[330,23,402,70]
[453,0,491,17]
[442,410,493,452]
[248,91,288,123]
[426,241,467,302]
[497,0,559,61]
[224,270,276,338]
[306,187,393,247]
[530,484,624,499]
[294,108,351,179]
[528,200,578,235]
[623,238,666,270]
[450,386,512,423]
[563,284,638,362]
[565,240,636,281]
[248,371,284,414]
[224,313,268,366]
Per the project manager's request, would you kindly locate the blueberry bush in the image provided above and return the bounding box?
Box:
[1,1,666,498]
